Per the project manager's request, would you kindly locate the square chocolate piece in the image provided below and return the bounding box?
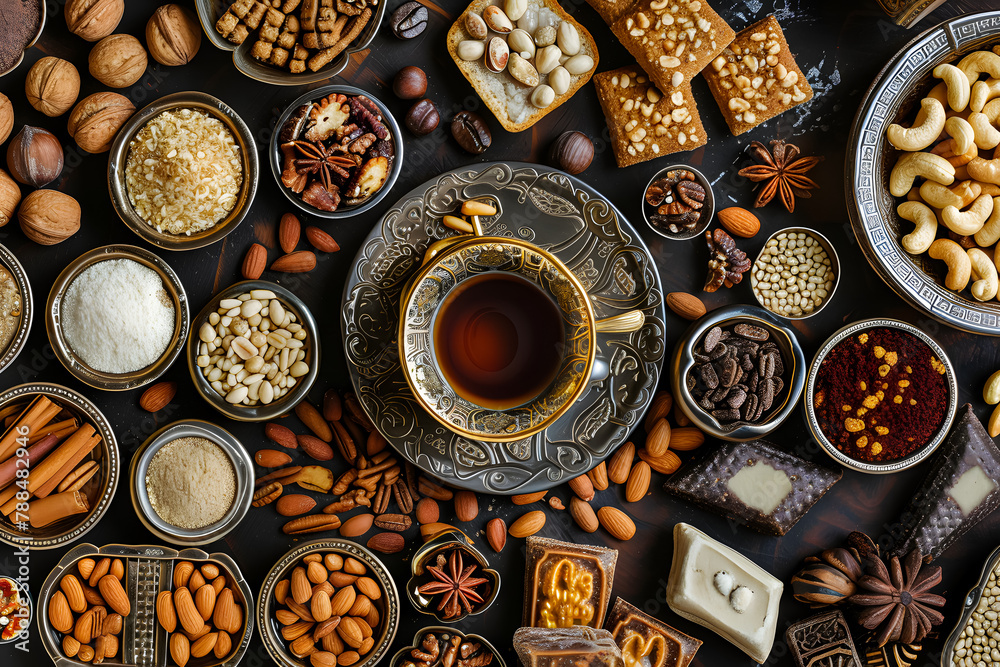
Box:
[514,627,624,667]
[786,610,860,667]
[701,15,814,136]
[663,439,842,536]
[593,66,707,167]
[523,536,618,629]
[584,0,637,25]
[603,597,702,667]
[611,0,735,92]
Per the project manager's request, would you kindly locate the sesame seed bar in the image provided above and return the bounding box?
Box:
[594,66,707,167]
[583,0,638,25]
[701,15,813,135]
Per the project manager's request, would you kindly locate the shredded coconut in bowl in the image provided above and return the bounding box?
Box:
[125,107,243,236]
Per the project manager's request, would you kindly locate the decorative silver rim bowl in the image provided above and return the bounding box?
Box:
[804,318,958,474]
[129,420,253,546]
[670,304,806,442]
[749,226,841,321]
[187,280,320,422]
[194,0,386,86]
[0,243,32,376]
[257,539,400,667]
[641,164,714,241]
[0,0,44,78]
[108,91,259,251]
[940,543,1000,667]
[46,245,189,391]
[269,84,404,220]
[0,383,119,550]
[847,10,1000,335]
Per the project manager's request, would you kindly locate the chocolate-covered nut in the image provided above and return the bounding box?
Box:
[405,99,439,135]
[451,110,491,154]
[393,66,427,99]
[548,131,594,175]
[390,1,428,39]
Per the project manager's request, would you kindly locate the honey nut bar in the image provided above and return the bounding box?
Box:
[611,0,735,93]
[584,0,638,25]
[702,14,814,136]
[594,66,707,167]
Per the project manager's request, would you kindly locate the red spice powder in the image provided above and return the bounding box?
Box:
[813,327,948,462]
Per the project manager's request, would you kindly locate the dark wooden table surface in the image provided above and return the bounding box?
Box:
[3,0,1000,665]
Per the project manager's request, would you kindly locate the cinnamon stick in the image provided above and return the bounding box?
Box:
[0,433,59,490]
[34,431,101,499]
[28,418,79,444]
[0,396,55,463]
[0,424,97,514]
[28,490,89,528]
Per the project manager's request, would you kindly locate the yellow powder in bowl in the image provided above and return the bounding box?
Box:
[145,436,236,530]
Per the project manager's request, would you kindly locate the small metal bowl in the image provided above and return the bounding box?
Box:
[804,318,958,474]
[750,227,841,320]
[257,539,399,667]
[390,627,506,667]
[194,0,385,86]
[0,243,32,375]
[641,164,714,241]
[405,528,500,624]
[269,85,404,220]
[670,304,807,442]
[0,576,31,643]
[187,280,320,422]
[108,91,259,251]
[130,420,253,546]
[0,0,44,78]
[940,543,1000,667]
[0,383,119,550]
[46,245,189,391]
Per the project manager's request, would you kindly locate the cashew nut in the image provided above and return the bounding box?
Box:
[946,116,976,154]
[888,97,946,151]
[916,82,950,125]
[984,98,1000,123]
[975,196,1000,246]
[985,369,1000,405]
[928,238,972,290]
[977,181,1000,196]
[889,151,956,196]
[959,50,1000,83]
[971,78,1000,112]
[934,63,972,112]
[970,112,1000,149]
[898,201,938,254]
[941,192,994,235]
[919,179,981,209]
[968,247,999,301]
[968,156,1000,185]
[931,136,978,166]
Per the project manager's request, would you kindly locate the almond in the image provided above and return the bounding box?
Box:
[63,635,81,658]
[156,590,176,632]
[311,651,338,667]
[264,422,298,449]
[298,434,334,461]
[486,517,506,552]
[291,566,312,605]
[77,558,96,580]
[607,442,635,485]
[669,427,706,451]
[191,632,218,659]
[173,561,193,588]
[415,498,439,524]
[638,448,682,475]
[598,506,636,540]
[330,586,356,616]
[214,588,239,634]
[666,292,707,320]
[188,570,206,592]
[61,574,87,613]
[717,206,760,238]
[569,497,599,533]
[644,391,674,432]
[337,616,364,649]
[48,591,73,633]
[255,449,293,468]
[89,557,110,587]
[170,633,190,667]
[509,510,546,538]
[307,561,328,584]
[646,417,671,457]
[242,243,267,280]
[355,577,381,600]
[311,589,332,623]
[214,631,232,660]
[340,512,374,537]
[295,400,333,442]
[512,491,547,505]
[110,558,124,580]
[276,494,316,517]
[174,587,204,635]
[453,490,479,522]
[139,381,176,412]
[271,250,316,273]
[73,607,94,644]
[367,531,405,554]
[195,584,216,621]
[567,474,594,501]
[586,461,609,491]
[625,461,651,502]
[280,212,301,253]
[98,574,130,616]
[305,226,340,253]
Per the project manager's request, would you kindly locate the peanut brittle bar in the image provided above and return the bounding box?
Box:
[584,0,638,25]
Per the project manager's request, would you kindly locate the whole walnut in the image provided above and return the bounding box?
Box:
[146,4,202,66]
[25,57,80,117]
[0,94,12,144]
[0,169,20,228]
[89,34,147,88]
[67,92,135,154]
[18,190,82,246]
[65,0,124,41]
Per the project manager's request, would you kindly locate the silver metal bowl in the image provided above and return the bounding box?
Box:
[847,10,1000,336]
[641,164,714,241]
[804,318,958,474]
[187,280,320,422]
[194,0,385,86]
[257,539,399,667]
[670,304,807,442]
[108,91,259,251]
[405,528,500,624]
[46,245,190,391]
[940,543,1000,667]
[750,227,841,320]
[0,1,44,78]
[130,420,253,546]
[0,383,119,550]
[269,85,404,220]
[390,627,506,667]
[0,243,32,375]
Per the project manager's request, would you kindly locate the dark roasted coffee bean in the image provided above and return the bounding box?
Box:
[710,386,731,403]
[390,1,428,38]
[748,372,759,393]
[699,395,716,410]
[704,326,722,352]
[719,357,738,387]
[760,351,775,379]
[712,408,740,422]
[699,363,718,389]
[742,393,758,421]
[771,376,784,395]
[770,350,784,376]
[727,387,747,409]
[405,99,440,135]
[709,342,728,361]
[741,353,754,373]
[451,110,492,154]
[734,323,769,341]
[760,379,775,412]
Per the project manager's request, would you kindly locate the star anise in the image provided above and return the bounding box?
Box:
[849,547,945,647]
[417,548,488,619]
[287,140,357,193]
[737,139,822,213]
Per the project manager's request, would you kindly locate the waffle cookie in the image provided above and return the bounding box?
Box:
[594,66,707,167]
[702,15,813,135]
[610,0,734,92]
[584,0,637,25]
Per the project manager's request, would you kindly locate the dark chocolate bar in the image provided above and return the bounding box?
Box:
[603,597,702,667]
[513,627,623,667]
[892,404,1000,560]
[523,536,618,629]
[662,439,842,536]
[786,610,860,667]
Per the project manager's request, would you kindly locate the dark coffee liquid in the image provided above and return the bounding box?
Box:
[434,272,565,410]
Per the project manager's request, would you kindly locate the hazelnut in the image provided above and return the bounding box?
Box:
[393,66,427,100]
[67,92,135,154]
[548,131,594,175]
[0,94,12,145]
[405,99,440,136]
[0,169,20,228]
[146,4,202,67]
[18,189,82,246]
[25,57,81,117]
[65,0,124,42]
[89,34,147,88]
[6,126,64,188]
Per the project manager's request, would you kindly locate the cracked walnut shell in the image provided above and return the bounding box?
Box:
[67,92,135,154]
[146,4,202,67]
[89,34,148,88]
[65,0,124,42]
[25,57,80,117]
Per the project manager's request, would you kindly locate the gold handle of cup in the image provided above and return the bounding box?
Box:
[594,310,646,334]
